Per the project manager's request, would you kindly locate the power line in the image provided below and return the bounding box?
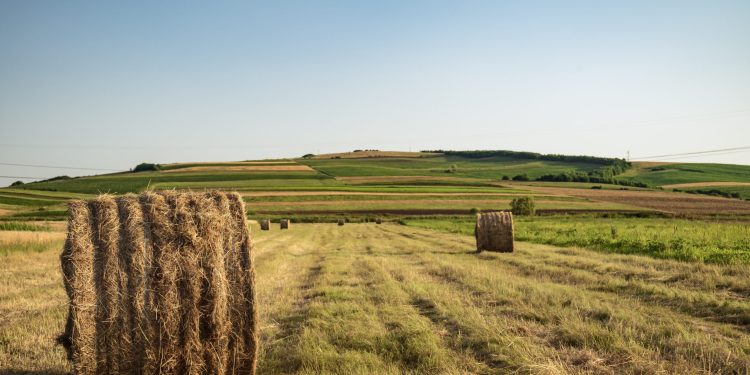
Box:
[638,149,750,161]
[0,175,48,180]
[632,146,750,160]
[0,162,120,172]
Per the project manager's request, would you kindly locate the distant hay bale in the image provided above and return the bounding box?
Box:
[375,218,382,224]
[475,211,514,253]
[59,191,258,375]
[260,219,270,230]
[280,219,290,229]
[337,219,345,226]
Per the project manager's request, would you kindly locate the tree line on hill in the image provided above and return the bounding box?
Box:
[426,149,639,186]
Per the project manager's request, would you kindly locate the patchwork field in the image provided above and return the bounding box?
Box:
[2,223,749,374]
[4,153,749,222]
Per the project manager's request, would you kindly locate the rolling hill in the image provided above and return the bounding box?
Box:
[2,150,749,220]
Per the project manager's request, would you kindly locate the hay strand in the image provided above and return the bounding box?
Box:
[475,211,514,253]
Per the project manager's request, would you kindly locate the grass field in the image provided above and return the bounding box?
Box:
[402,216,750,264]
[622,162,750,186]
[298,155,605,180]
[2,223,749,374]
[3,153,750,221]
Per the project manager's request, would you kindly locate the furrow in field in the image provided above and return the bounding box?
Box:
[372,225,750,373]
[254,226,329,374]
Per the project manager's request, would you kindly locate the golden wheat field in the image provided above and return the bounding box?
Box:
[1,223,749,374]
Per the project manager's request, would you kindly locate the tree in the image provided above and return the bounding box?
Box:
[510,196,535,216]
[133,163,162,172]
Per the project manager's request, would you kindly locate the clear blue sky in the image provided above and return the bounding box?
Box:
[1,1,749,184]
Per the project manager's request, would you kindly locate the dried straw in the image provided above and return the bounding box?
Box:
[475,211,514,253]
[259,219,270,231]
[60,191,258,375]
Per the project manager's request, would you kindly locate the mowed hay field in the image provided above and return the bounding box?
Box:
[2,224,749,374]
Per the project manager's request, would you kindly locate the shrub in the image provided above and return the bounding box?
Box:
[469,207,481,214]
[591,185,602,190]
[10,180,24,187]
[501,175,510,181]
[133,163,161,172]
[302,153,315,158]
[510,196,535,216]
[512,174,530,181]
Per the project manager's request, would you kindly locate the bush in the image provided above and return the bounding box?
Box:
[133,163,162,172]
[10,180,24,187]
[501,175,510,181]
[302,153,315,158]
[510,196,535,216]
[512,174,530,181]
[591,185,602,190]
[469,207,481,214]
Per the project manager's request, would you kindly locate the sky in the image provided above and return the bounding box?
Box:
[1,0,749,184]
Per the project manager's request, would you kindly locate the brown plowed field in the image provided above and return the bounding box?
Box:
[522,186,750,215]
[241,192,546,197]
[662,182,750,189]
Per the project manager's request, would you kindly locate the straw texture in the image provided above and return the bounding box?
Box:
[59,191,257,375]
[475,211,514,253]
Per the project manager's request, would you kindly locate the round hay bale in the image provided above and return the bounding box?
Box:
[337,219,345,226]
[279,219,290,230]
[259,219,270,231]
[475,211,514,253]
[375,218,382,224]
[60,191,258,375]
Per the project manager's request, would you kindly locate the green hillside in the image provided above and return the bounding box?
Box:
[298,155,605,179]
[3,151,749,220]
[622,163,750,186]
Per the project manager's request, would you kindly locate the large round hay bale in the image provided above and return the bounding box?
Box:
[475,211,514,253]
[280,219,290,229]
[259,219,270,231]
[375,218,382,224]
[59,191,258,375]
[337,219,345,226]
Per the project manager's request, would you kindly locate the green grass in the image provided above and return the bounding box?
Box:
[623,163,750,186]
[0,222,51,231]
[6,224,749,373]
[402,216,750,264]
[0,194,61,207]
[299,155,605,179]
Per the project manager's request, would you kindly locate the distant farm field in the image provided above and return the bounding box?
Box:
[2,223,749,374]
[3,153,749,221]
[403,216,750,264]
[622,162,750,186]
[298,155,605,179]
